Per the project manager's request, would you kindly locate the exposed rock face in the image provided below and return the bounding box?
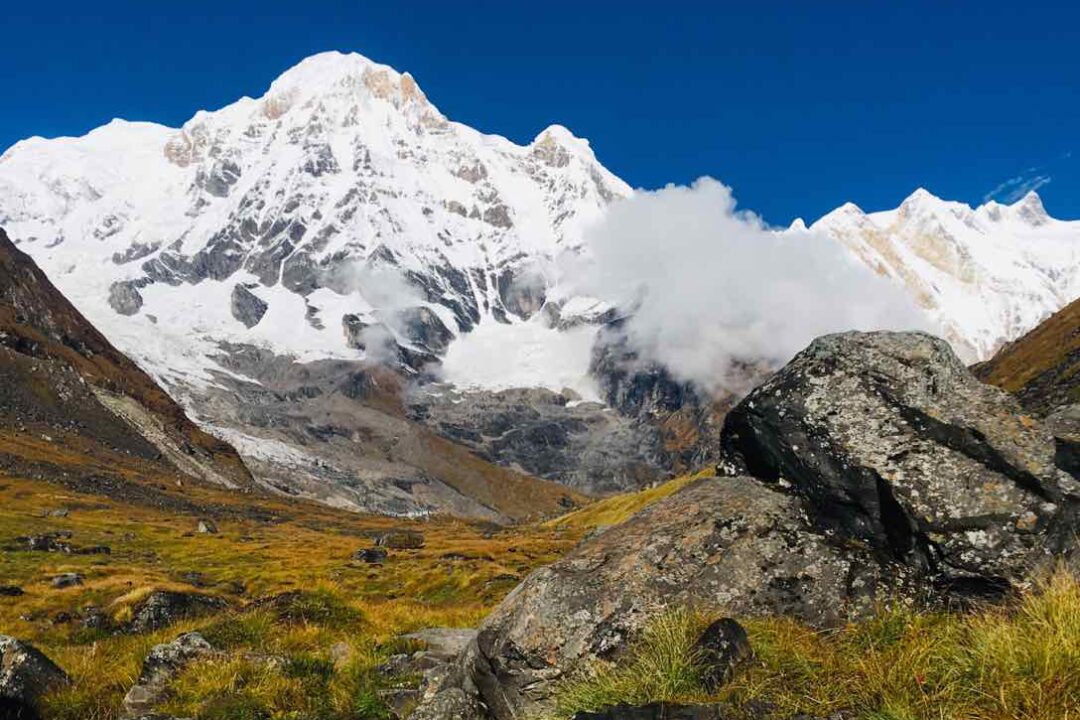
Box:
[432,476,900,720]
[230,284,268,328]
[0,635,69,719]
[721,331,1080,594]
[108,280,144,316]
[187,345,583,520]
[123,632,213,717]
[589,323,752,479]
[410,385,669,494]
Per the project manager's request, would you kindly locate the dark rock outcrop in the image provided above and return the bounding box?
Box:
[0,635,69,719]
[126,591,228,634]
[108,280,144,316]
[410,385,668,494]
[230,284,268,328]
[374,530,425,549]
[50,573,83,589]
[354,547,389,564]
[693,619,752,692]
[721,331,1079,594]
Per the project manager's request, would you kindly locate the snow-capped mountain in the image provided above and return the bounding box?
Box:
[1,49,1078,512]
[0,51,628,395]
[811,188,1080,361]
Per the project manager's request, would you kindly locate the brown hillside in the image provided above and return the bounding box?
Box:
[0,228,252,489]
[974,296,1080,415]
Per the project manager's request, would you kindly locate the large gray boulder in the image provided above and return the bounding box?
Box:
[0,635,69,719]
[411,331,1080,720]
[424,475,903,720]
[721,331,1079,594]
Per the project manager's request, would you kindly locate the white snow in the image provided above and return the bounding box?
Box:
[440,316,600,400]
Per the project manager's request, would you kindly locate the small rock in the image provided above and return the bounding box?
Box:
[329,641,353,670]
[0,634,70,717]
[51,573,83,589]
[692,618,752,691]
[13,532,74,553]
[353,547,388,564]
[74,545,111,555]
[45,508,69,518]
[571,704,728,720]
[378,687,420,718]
[196,520,218,535]
[123,632,213,717]
[373,530,425,549]
[80,606,110,631]
[400,628,477,661]
[0,586,24,597]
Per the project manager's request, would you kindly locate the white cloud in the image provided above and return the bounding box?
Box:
[571,177,935,394]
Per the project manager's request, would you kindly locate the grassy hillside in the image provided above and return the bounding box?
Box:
[975,296,1080,414]
[0,472,584,719]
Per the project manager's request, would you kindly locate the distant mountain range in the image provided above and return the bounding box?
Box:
[1,50,1076,512]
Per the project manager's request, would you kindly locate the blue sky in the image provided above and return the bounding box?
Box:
[5,0,1078,224]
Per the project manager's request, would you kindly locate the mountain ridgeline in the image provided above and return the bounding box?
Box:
[0,50,1078,515]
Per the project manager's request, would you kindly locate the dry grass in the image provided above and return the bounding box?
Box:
[546,470,711,532]
[0,473,584,719]
[555,570,1080,720]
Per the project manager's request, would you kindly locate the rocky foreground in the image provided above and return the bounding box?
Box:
[413,331,1079,720]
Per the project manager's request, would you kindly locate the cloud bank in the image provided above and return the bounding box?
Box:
[572,177,935,394]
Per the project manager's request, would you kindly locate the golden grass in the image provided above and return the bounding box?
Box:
[546,470,711,531]
[555,570,1080,720]
[0,473,584,719]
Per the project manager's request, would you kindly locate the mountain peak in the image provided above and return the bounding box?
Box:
[1011,190,1049,225]
[262,51,435,114]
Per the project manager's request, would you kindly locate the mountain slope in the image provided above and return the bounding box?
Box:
[811,188,1080,361]
[974,295,1080,415]
[1,51,1077,508]
[0,227,252,491]
[0,51,627,392]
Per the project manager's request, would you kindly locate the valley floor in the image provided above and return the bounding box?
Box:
[0,473,581,719]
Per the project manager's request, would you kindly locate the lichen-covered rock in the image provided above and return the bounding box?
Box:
[126,591,228,633]
[0,635,69,718]
[721,331,1080,595]
[428,476,900,720]
[122,632,213,717]
[409,688,486,720]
